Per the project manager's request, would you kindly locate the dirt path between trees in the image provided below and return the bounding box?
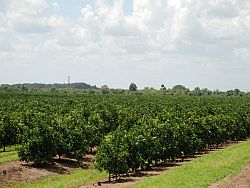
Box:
[209,163,250,188]
[0,154,93,188]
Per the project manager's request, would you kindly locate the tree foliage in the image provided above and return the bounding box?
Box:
[129,83,137,91]
[0,91,249,175]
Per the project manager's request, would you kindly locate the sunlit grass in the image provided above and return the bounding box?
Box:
[0,146,19,164]
[13,168,107,188]
[0,151,18,164]
[131,140,250,188]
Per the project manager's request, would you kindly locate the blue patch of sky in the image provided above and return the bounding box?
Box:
[57,0,94,20]
[124,0,133,15]
[56,0,133,20]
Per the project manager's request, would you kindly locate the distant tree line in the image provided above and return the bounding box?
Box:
[0,83,248,96]
[0,83,98,92]
[143,84,246,96]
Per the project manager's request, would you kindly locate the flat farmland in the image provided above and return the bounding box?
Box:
[1,92,250,187]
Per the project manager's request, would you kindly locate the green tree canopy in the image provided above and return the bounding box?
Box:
[129,83,137,91]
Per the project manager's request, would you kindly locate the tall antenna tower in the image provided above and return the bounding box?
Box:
[68,76,71,91]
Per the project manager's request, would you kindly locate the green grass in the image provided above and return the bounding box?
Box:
[131,140,250,188]
[0,151,19,164]
[0,145,20,164]
[13,168,107,188]
[0,145,20,152]
[0,151,17,157]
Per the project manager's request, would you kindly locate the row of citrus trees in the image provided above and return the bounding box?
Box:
[96,112,250,180]
[1,92,250,180]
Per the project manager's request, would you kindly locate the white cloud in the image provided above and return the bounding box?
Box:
[0,0,250,90]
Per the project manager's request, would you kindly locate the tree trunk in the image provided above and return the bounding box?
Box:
[3,144,6,152]
[108,171,111,182]
[155,160,158,166]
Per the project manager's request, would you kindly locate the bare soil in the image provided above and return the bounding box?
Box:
[0,154,94,188]
[209,164,250,188]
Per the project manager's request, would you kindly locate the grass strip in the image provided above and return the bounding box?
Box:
[13,168,107,188]
[0,151,17,158]
[131,140,250,188]
[0,145,20,152]
[0,151,19,164]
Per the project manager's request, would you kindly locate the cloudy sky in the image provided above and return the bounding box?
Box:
[0,0,250,91]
